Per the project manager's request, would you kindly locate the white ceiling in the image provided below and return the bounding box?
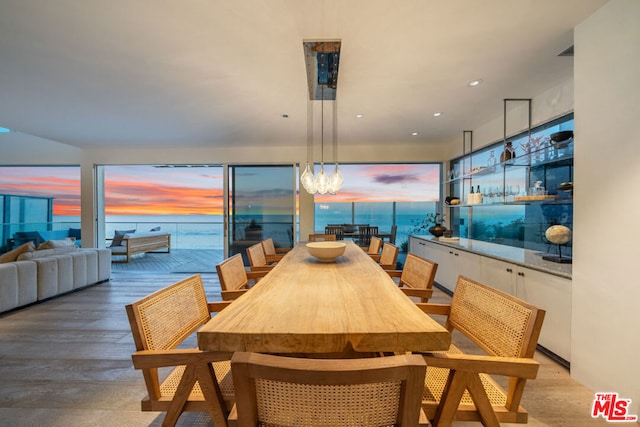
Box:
[0,0,607,149]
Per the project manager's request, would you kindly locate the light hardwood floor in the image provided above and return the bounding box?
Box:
[0,270,610,426]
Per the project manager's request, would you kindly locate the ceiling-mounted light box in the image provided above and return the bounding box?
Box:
[303,40,341,100]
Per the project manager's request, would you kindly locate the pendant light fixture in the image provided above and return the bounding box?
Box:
[300,95,317,194]
[301,40,343,196]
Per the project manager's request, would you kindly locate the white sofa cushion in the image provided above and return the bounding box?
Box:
[33,257,58,300]
[69,251,88,289]
[0,263,19,312]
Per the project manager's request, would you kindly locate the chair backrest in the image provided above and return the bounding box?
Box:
[367,235,382,255]
[358,225,378,246]
[308,233,337,242]
[261,237,278,257]
[126,275,233,426]
[324,225,344,240]
[390,224,397,244]
[449,276,545,358]
[246,242,269,268]
[379,242,399,268]
[216,254,250,292]
[230,352,427,427]
[400,253,437,291]
[126,274,211,353]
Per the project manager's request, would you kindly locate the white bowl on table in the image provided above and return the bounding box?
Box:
[306,241,346,262]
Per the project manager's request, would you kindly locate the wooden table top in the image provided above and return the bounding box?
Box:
[198,241,451,355]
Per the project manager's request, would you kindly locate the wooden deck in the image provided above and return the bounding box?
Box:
[109,248,224,273]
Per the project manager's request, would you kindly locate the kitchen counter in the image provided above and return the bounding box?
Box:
[411,235,571,279]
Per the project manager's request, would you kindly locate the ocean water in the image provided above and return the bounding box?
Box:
[55,204,531,251]
[56,207,435,250]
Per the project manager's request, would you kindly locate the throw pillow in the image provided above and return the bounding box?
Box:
[14,231,44,246]
[110,229,136,247]
[37,237,77,249]
[0,241,36,264]
[17,246,78,260]
[149,226,161,232]
[68,228,82,239]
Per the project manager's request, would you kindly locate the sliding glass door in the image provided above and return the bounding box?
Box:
[228,165,295,265]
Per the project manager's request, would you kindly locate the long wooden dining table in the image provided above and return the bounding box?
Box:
[197,240,451,356]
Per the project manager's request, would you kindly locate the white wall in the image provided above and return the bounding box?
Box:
[443,78,576,160]
[573,0,640,416]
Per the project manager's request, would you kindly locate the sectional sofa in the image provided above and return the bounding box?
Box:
[0,240,110,314]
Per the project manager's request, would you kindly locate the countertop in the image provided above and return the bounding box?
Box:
[411,235,572,279]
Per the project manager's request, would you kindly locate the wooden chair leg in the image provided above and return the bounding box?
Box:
[432,370,468,426]
[163,365,198,427]
[466,373,500,427]
[432,370,500,427]
[197,363,229,427]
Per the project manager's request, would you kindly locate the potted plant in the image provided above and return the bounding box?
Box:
[412,212,448,237]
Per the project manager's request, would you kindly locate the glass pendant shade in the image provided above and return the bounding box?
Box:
[314,164,330,195]
[301,162,316,194]
[328,163,343,194]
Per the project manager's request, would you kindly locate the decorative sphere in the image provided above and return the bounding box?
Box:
[545,225,572,245]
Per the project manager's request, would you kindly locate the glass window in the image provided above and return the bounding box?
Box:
[102,165,224,250]
[0,166,80,252]
[229,165,295,264]
[313,163,441,253]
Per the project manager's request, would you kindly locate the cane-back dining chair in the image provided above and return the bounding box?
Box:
[308,233,337,242]
[378,242,399,269]
[261,237,291,263]
[229,352,429,426]
[125,274,234,427]
[364,235,383,261]
[416,276,546,426]
[246,242,276,271]
[216,253,270,300]
[386,253,437,303]
[389,224,398,244]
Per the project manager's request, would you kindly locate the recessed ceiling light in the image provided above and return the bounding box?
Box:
[356,114,364,118]
[467,79,482,87]
[411,132,419,136]
[433,112,442,117]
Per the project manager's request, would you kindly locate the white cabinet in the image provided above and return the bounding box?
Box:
[513,266,571,362]
[410,236,571,363]
[479,256,517,294]
[410,237,480,293]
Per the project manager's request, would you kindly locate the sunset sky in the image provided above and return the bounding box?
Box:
[0,163,440,216]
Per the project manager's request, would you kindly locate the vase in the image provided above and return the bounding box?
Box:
[428,224,447,237]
